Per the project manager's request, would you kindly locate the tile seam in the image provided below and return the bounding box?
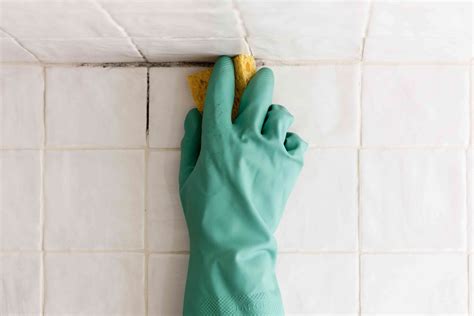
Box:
[467,59,473,316]
[0,27,42,63]
[2,60,472,68]
[3,250,471,255]
[231,0,253,55]
[40,65,46,316]
[91,0,148,62]
[144,67,150,316]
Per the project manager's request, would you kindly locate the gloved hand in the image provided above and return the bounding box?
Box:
[179,56,307,315]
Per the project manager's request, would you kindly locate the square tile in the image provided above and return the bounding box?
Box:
[22,39,144,63]
[100,0,242,38]
[368,1,471,37]
[361,149,466,251]
[0,150,41,250]
[44,150,144,250]
[46,67,147,147]
[470,149,474,251]
[0,254,41,315]
[362,65,469,146]
[134,38,249,62]
[470,255,474,312]
[276,149,358,251]
[277,254,358,314]
[149,67,204,148]
[364,37,471,62]
[250,36,363,61]
[147,150,187,252]
[272,65,360,146]
[239,1,369,38]
[361,254,467,314]
[148,254,188,316]
[45,253,144,315]
[0,65,44,147]
[0,38,38,62]
[0,0,123,39]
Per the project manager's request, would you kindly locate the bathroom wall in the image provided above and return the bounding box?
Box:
[1,0,473,315]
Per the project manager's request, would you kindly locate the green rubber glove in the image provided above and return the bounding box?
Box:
[179,56,307,315]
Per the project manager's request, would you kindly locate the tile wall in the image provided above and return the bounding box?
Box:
[1,0,473,315]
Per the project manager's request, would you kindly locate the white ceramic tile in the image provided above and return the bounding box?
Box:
[364,37,471,62]
[134,38,249,62]
[362,65,469,146]
[369,1,471,37]
[148,151,188,251]
[361,254,467,314]
[100,0,242,38]
[239,1,369,38]
[0,151,41,250]
[276,149,357,251]
[45,253,144,315]
[250,36,362,61]
[44,150,144,250]
[148,254,188,316]
[471,149,474,253]
[22,39,144,63]
[0,0,123,39]
[277,254,358,314]
[46,67,146,147]
[272,65,360,146]
[0,254,41,315]
[149,67,202,148]
[0,38,38,62]
[471,255,474,312]
[0,65,43,147]
[361,149,466,251]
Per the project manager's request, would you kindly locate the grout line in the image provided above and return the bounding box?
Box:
[0,27,42,63]
[357,1,372,309]
[231,0,253,56]
[40,66,47,316]
[91,0,148,62]
[467,61,473,316]
[144,67,150,316]
[360,0,374,63]
[357,109,363,315]
[2,60,472,68]
[2,249,471,255]
[1,144,470,152]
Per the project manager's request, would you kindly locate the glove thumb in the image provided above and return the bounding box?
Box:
[179,108,202,189]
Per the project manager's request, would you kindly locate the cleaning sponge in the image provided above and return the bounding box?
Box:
[187,55,256,119]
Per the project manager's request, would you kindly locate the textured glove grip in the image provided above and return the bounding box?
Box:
[197,291,284,316]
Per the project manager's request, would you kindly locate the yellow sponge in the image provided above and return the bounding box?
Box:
[187,55,256,119]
